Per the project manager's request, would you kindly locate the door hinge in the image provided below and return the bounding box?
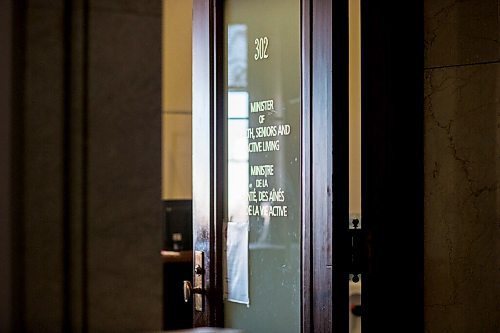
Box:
[349,217,363,283]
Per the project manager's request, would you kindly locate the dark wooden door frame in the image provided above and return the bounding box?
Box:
[192,0,348,331]
[309,0,350,332]
[192,0,218,326]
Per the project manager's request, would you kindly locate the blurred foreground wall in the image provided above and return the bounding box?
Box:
[3,0,163,331]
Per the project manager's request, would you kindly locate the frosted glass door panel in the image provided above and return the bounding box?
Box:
[224,0,301,332]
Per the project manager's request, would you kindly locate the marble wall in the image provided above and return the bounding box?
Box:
[87,1,162,331]
[24,3,65,329]
[21,0,163,331]
[424,0,500,332]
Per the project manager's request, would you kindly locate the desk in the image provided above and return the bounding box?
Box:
[161,250,193,263]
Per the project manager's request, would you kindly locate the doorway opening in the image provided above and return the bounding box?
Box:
[161,0,363,331]
[161,0,194,330]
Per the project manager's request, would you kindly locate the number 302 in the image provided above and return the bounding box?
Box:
[254,37,269,60]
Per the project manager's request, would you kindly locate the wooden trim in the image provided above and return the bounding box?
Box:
[192,0,215,326]
[213,0,225,327]
[307,1,349,331]
[311,0,336,330]
[192,0,226,327]
[300,0,312,331]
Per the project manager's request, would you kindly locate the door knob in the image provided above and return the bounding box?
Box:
[183,251,205,311]
[183,280,203,303]
[194,264,204,275]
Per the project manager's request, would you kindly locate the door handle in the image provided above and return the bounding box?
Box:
[183,280,203,302]
[183,251,205,311]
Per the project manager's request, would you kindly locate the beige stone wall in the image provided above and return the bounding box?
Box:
[24,3,66,329]
[87,1,163,331]
[424,0,500,331]
[349,0,361,216]
[162,0,193,200]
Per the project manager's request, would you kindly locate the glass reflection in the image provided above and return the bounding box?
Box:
[227,24,249,223]
[228,24,248,88]
[228,91,249,222]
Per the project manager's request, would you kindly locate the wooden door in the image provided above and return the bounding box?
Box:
[191,0,349,331]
